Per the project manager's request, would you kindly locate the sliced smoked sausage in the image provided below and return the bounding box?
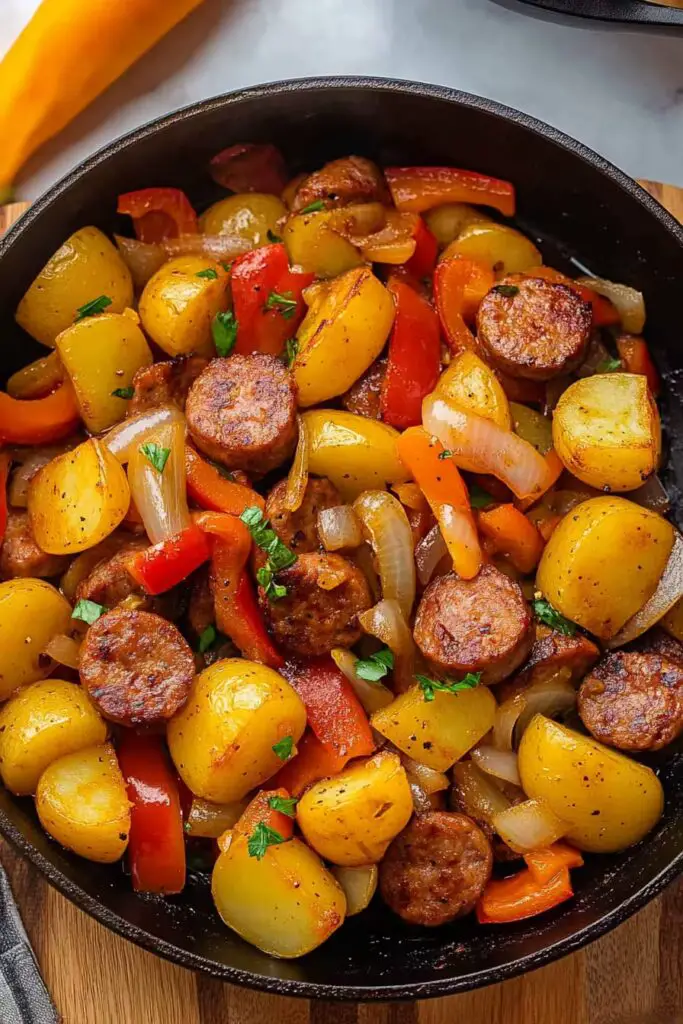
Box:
[75,540,148,608]
[79,609,194,726]
[186,354,298,474]
[260,552,372,657]
[341,358,386,420]
[0,511,69,580]
[128,355,208,415]
[291,156,389,213]
[413,565,533,685]
[379,811,493,926]
[578,649,683,751]
[265,476,341,556]
[477,275,592,381]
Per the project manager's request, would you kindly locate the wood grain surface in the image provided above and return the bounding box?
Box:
[0,181,681,1024]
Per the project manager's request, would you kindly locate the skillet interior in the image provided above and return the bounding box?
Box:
[0,78,681,1001]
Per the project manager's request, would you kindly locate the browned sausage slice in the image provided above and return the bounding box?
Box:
[128,355,208,415]
[186,354,298,474]
[0,511,69,580]
[341,358,386,420]
[413,565,533,684]
[79,609,194,726]
[379,812,493,926]
[290,156,389,212]
[477,275,592,381]
[260,552,372,657]
[265,476,341,556]
[578,649,683,751]
[75,540,148,608]
[498,629,600,700]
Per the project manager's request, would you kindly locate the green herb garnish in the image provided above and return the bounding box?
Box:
[221,261,233,273]
[300,200,325,214]
[493,284,519,298]
[268,795,298,818]
[139,442,170,474]
[247,822,288,860]
[272,735,294,761]
[416,672,482,702]
[265,290,297,320]
[596,357,622,373]
[468,482,495,509]
[72,599,106,625]
[285,337,298,367]
[74,295,112,321]
[196,267,219,280]
[355,647,395,682]
[111,386,135,400]
[532,598,576,636]
[438,449,454,460]
[212,310,238,357]
[197,625,217,653]
[256,565,288,602]
[241,506,297,601]
[267,229,282,244]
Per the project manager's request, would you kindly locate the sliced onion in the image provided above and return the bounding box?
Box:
[319,506,363,552]
[115,235,166,289]
[185,797,247,838]
[409,781,433,815]
[392,482,429,512]
[353,543,381,603]
[575,275,646,334]
[605,530,683,648]
[283,415,308,513]
[8,441,80,507]
[331,647,394,713]
[493,693,526,751]
[470,745,521,786]
[452,761,510,825]
[415,524,449,587]
[353,490,415,619]
[43,634,81,670]
[492,799,568,853]
[503,672,577,748]
[358,598,415,693]
[401,755,449,795]
[630,474,671,514]
[126,419,189,544]
[423,394,554,503]
[209,143,288,194]
[103,405,185,463]
[162,234,251,262]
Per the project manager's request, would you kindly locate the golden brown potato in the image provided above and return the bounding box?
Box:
[199,193,287,247]
[15,227,133,347]
[536,496,674,639]
[552,373,660,492]
[35,742,131,863]
[0,579,73,700]
[510,401,553,454]
[296,751,413,866]
[56,311,153,433]
[283,210,363,278]
[441,222,541,278]
[28,439,130,555]
[0,680,107,795]
[138,256,229,357]
[435,351,511,430]
[518,715,664,852]
[212,833,346,957]
[167,659,306,803]
[424,203,489,247]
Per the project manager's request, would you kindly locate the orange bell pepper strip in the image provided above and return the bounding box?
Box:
[433,256,494,353]
[196,511,284,669]
[525,266,620,328]
[0,453,10,547]
[523,844,584,885]
[380,279,441,430]
[271,729,349,797]
[477,503,545,574]
[127,523,211,595]
[0,382,80,445]
[397,427,482,580]
[385,166,516,218]
[185,445,264,516]
[405,217,438,279]
[231,243,314,358]
[117,187,199,243]
[476,867,574,924]
[233,788,296,842]
[0,0,206,199]
[282,656,374,762]
[616,335,660,397]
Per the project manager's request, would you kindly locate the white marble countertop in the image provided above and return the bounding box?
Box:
[3,0,683,199]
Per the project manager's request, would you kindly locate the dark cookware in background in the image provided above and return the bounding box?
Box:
[0,78,681,1001]
[516,0,683,27]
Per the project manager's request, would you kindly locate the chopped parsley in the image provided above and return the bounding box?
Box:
[220,261,233,273]
[111,386,135,400]
[265,290,297,320]
[139,442,170,474]
[72,599,106,625]
[212,310,238,357]
[196,267,218,280]
[438,449,454,460]
[493,284,519,298]
[532,597,576,636]
[596,357,622,373]
[247,822,288,860]
[285,337,298,367]
[272,735,294,761]
[197,625,217,653]
[355,647,394,682]
[300,199,325,214]
[74,295,112,321]
[468,482,495,509]
[416,672,482,702]
[268,795,298,817]
[267,229,282,243]
[241,506,297,602]
[256,565,288,602]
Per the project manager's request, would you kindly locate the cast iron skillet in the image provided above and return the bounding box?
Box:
[0,77,682,1002]
[516,0,683,27]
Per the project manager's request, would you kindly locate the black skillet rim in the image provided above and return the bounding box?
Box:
[0,76,681,1002]
[515,0,683,26]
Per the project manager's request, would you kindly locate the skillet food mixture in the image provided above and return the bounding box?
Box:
[0,146,680,958]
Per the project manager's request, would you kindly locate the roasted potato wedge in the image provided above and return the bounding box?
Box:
[139,256,229,357]
[442,221,541,277]
[283,209,363,278]
[0,579,73,700]
[436,351,511,430]
[200,193,287,247]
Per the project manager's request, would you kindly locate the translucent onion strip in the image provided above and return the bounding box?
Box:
[126,419,189,544]
[43,634,81,671]
[401,755,449,795]
[470,744,521,786]
[575,275,646,334]
[283,415,309,513]
[103,405,185,463]
[318,506,363,552]
[331,647,393,714]
[452,761,510,826]
[492,798,568,854]
[185,797,248,839]
[493,672,576,751]
[415,524,449,587]
[358,598,416,693]
[353,490,415,619]
[605,530,683,649]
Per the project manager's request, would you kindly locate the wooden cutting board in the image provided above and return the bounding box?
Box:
[0,180,682,1024]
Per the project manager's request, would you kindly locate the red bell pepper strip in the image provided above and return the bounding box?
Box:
[116,733,186,895]
[185,444,265,516]
[380,279,441,430]
[0,382,81,445]
[476,866,574,924]
[231,243,314,358]
[405,217,438,279]
[209,143,288,195]
[282,656,374,762]
[272,729,349,797]
[477,503,545,574]
[386,166,516,218]
[523,843,584,885]
[127,522,211,595]
[117,187,199,243]
[526,266,620,328]
[196,511,284,669]
[616,335,660,396]
[434,256,494,353]
[233,788,295,841]
[0,453,10,546]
